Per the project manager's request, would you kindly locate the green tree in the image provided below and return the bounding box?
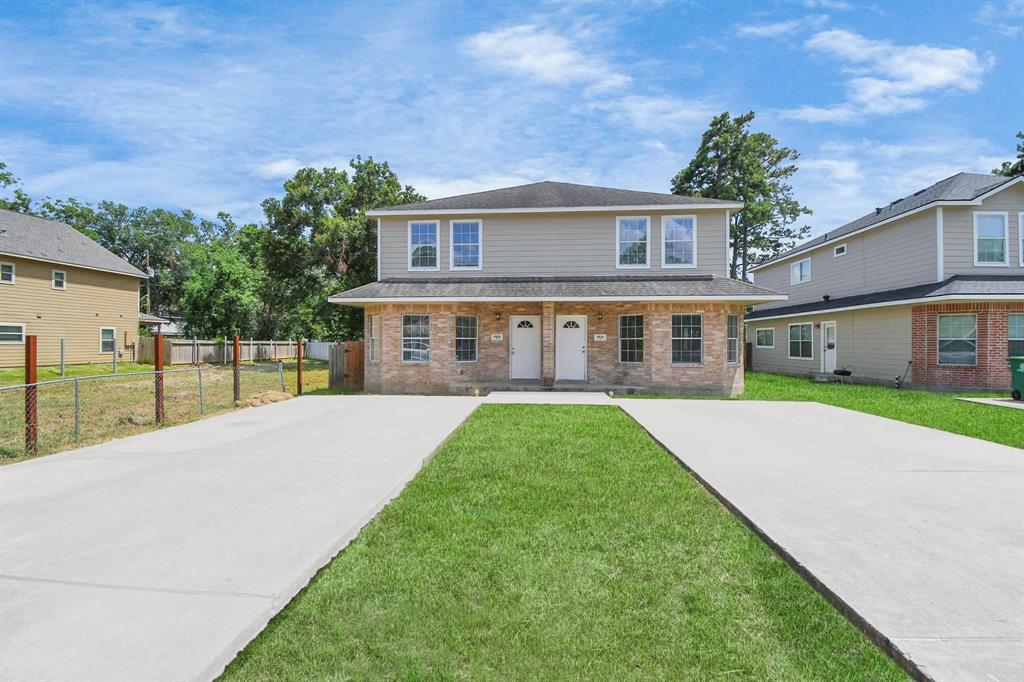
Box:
[672,112,810,280]
[993,131,1024,177]
[0,161,32,212]
[180,240,262,337]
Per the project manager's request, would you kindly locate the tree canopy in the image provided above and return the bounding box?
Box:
[992,131,1024,177]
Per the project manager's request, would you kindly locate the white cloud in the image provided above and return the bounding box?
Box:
[803,0,853,9]
[736,15,828,38]
[975,0,1024,37]
[593,95,719,134]
[69,2,212,46]
[254,159,304,180]
[784,29,988,121]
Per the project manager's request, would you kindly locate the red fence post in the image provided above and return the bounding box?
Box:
[25,335,37,454]
[296,339,304,396]
[233,335,241,403]
[154,331,164,425]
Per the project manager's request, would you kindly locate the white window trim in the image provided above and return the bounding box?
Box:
[448,219,483,271]
[617,314,645,364]
[1019,212,1024,267]
[454,314,479,363]
[0,261,14,285]
[407,220,440,272]
[973,211,1009,267]
[788,322,814,360]
[0,322,25,344]
[670,313,703,366]
[833,244,847,257]
[99,327,116,354]
[367,314,381,363]
[615,216,651,270]
[726,313,740,365]
[790,258,811,285]
[401,314,430,364]
[52,269,67,290]
[1008,313,1024,352]
[660,214,697,269]
[937,313,978,367]
[755,327,775,349]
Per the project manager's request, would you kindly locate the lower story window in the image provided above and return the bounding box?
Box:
[619,314,644,362]
[455,315,478,362]
[100,327,116,354]
[368,314,381,362]
[937,314,977,366]
[755,328,774,348]
[402,314,430,363]
[1010,314,1024,357]
[727,314,739,364]
[0,323,25,343]
[789,323,812,359]
[671,314,702,364]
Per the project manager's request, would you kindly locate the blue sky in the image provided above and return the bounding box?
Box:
[2,0,1021,236]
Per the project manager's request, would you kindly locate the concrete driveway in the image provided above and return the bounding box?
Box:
[0,395,480,682]
[621,400,1024,682]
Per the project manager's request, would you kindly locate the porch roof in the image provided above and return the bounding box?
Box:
[329,275,785,305]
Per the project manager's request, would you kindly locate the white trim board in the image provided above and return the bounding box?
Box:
[746,294,1024,321]
[367,202,743,217]
[0,252,146,279]
[330,294,787,305]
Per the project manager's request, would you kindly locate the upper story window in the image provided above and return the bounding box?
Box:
[52,270,66,290]
[616,217,650,269]
[790,258,811,285]
[0,262,14,285]
[833,244,847,257]
[973,212,1008,266]
[408,221,439,271]
[662,216,696,268]
[449,220,482,270]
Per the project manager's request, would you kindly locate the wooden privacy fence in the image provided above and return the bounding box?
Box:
[328,341,365,390]
[139,338,335,365]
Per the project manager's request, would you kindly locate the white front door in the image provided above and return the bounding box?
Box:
[555,315,587,381]
[822,321,837,373]
[510,316,541,379]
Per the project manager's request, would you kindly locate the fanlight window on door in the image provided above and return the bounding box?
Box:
[562,320,581,329]
[517,320,534,328]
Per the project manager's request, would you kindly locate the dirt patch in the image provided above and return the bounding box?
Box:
[236,390,293,409]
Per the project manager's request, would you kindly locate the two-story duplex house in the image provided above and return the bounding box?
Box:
[746,173,1024,391]
[329,181,784,396]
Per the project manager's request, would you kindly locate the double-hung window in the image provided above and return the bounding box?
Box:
[402,314,430,363]
[937,314,977,366]
[450,220,481,270]
[1009,314,1024,358]
[788,323,813,359]
[726,314,740,364]
[616,217,650,268]
[671,314,702,364]
[974,212,1008,266]
[0,262,13,285]
[367,314,381,362]
[52,270,66,290]
[619,315,644,363]
[755,328,774,349]
[408,221,439,270]
[790,258,811,284]
[662,216,695,267]
[100,327,116,354]
[455,315,478,362]
[0,323,25,343]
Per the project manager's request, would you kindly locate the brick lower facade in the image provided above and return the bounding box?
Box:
[362,301,746,396]
[911,301,1024,391]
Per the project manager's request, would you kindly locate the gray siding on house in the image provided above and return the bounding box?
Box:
[378,209,730,279]
[753,209,938,310]
[748,306,912,382]
[943,183,1024,276]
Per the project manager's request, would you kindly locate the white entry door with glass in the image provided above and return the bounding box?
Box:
[510,316,541,379]
[555,315,587,381]
[822,321,837,373]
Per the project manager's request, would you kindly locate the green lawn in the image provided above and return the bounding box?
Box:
[222,405,905,681]
[0,361,153,387]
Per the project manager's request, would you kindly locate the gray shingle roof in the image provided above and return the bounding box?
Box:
[755,172,1015,268]
[368,181,741,213]
[0,209,147,278]
[746,275,1024,319]
[330,275,783,303]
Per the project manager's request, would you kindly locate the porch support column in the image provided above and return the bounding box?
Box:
[542,301,555,386]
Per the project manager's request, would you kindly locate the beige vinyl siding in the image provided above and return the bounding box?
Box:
[753,209,938,310]
[0,256,140,368]
[943,183,1023,275]
[748,305,912,382]
[378,209,729,279]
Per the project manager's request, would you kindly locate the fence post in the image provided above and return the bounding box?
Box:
[60,337,65,377]
[197,367,205,415]
[277,361,285,392]
[112,337,118,374]
[222,338,228,366]
[233,334,241,404]
[154,331,164,425]
[193,337,198,365]
[25,335,38,454]
[74,379,81,442]
[297,339,304,396]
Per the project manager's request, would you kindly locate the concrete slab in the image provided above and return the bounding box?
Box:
[958,396,1024,410]
[0,395,480,682]
[484,390,614,405]
[620,399,1024,682]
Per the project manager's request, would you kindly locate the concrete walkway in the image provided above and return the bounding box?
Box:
[620,400,1024,682]
[0,395,480,682]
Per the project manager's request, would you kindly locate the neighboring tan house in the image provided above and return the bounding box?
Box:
[0,209,147,368]
[329,181,784,396]
[746,173,1024,391]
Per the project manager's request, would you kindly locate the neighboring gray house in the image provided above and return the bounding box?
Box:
[746,173,1024,390]
[330,181,784,396]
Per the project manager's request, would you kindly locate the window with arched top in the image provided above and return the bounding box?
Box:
[562,320,580,329]
[517,320,534,328]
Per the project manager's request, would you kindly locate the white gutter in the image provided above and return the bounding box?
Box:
[745,294,1024,321]
[0,251,149,279]
[330,294,787,305]
[366,203,743,217]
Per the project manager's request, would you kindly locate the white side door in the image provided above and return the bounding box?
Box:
[822,321,837,373]
[510,316,541,379]
[555,315,587,381]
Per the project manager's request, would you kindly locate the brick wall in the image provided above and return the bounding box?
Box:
[911,301,1024,390]
[362,301,745,396]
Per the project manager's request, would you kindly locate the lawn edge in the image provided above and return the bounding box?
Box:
[618,406,931,682]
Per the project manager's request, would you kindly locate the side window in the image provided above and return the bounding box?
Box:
[368,314,381,362]
[790,258,811,284]
[1008,314,1024,357]
[52,270,67,290]
[788,323,813,359]
[755,328,774,348]
[100,327,116,354]
[0,323,25,343]
[937,314,977,366]
[408,221,439,271]
[401,314,430,362]
[0,262,14,285]
[726,314,739,364]
[671,314,702,364]
[973,212,1008,265]
[454,315,478,362]
[618,315,644,363]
